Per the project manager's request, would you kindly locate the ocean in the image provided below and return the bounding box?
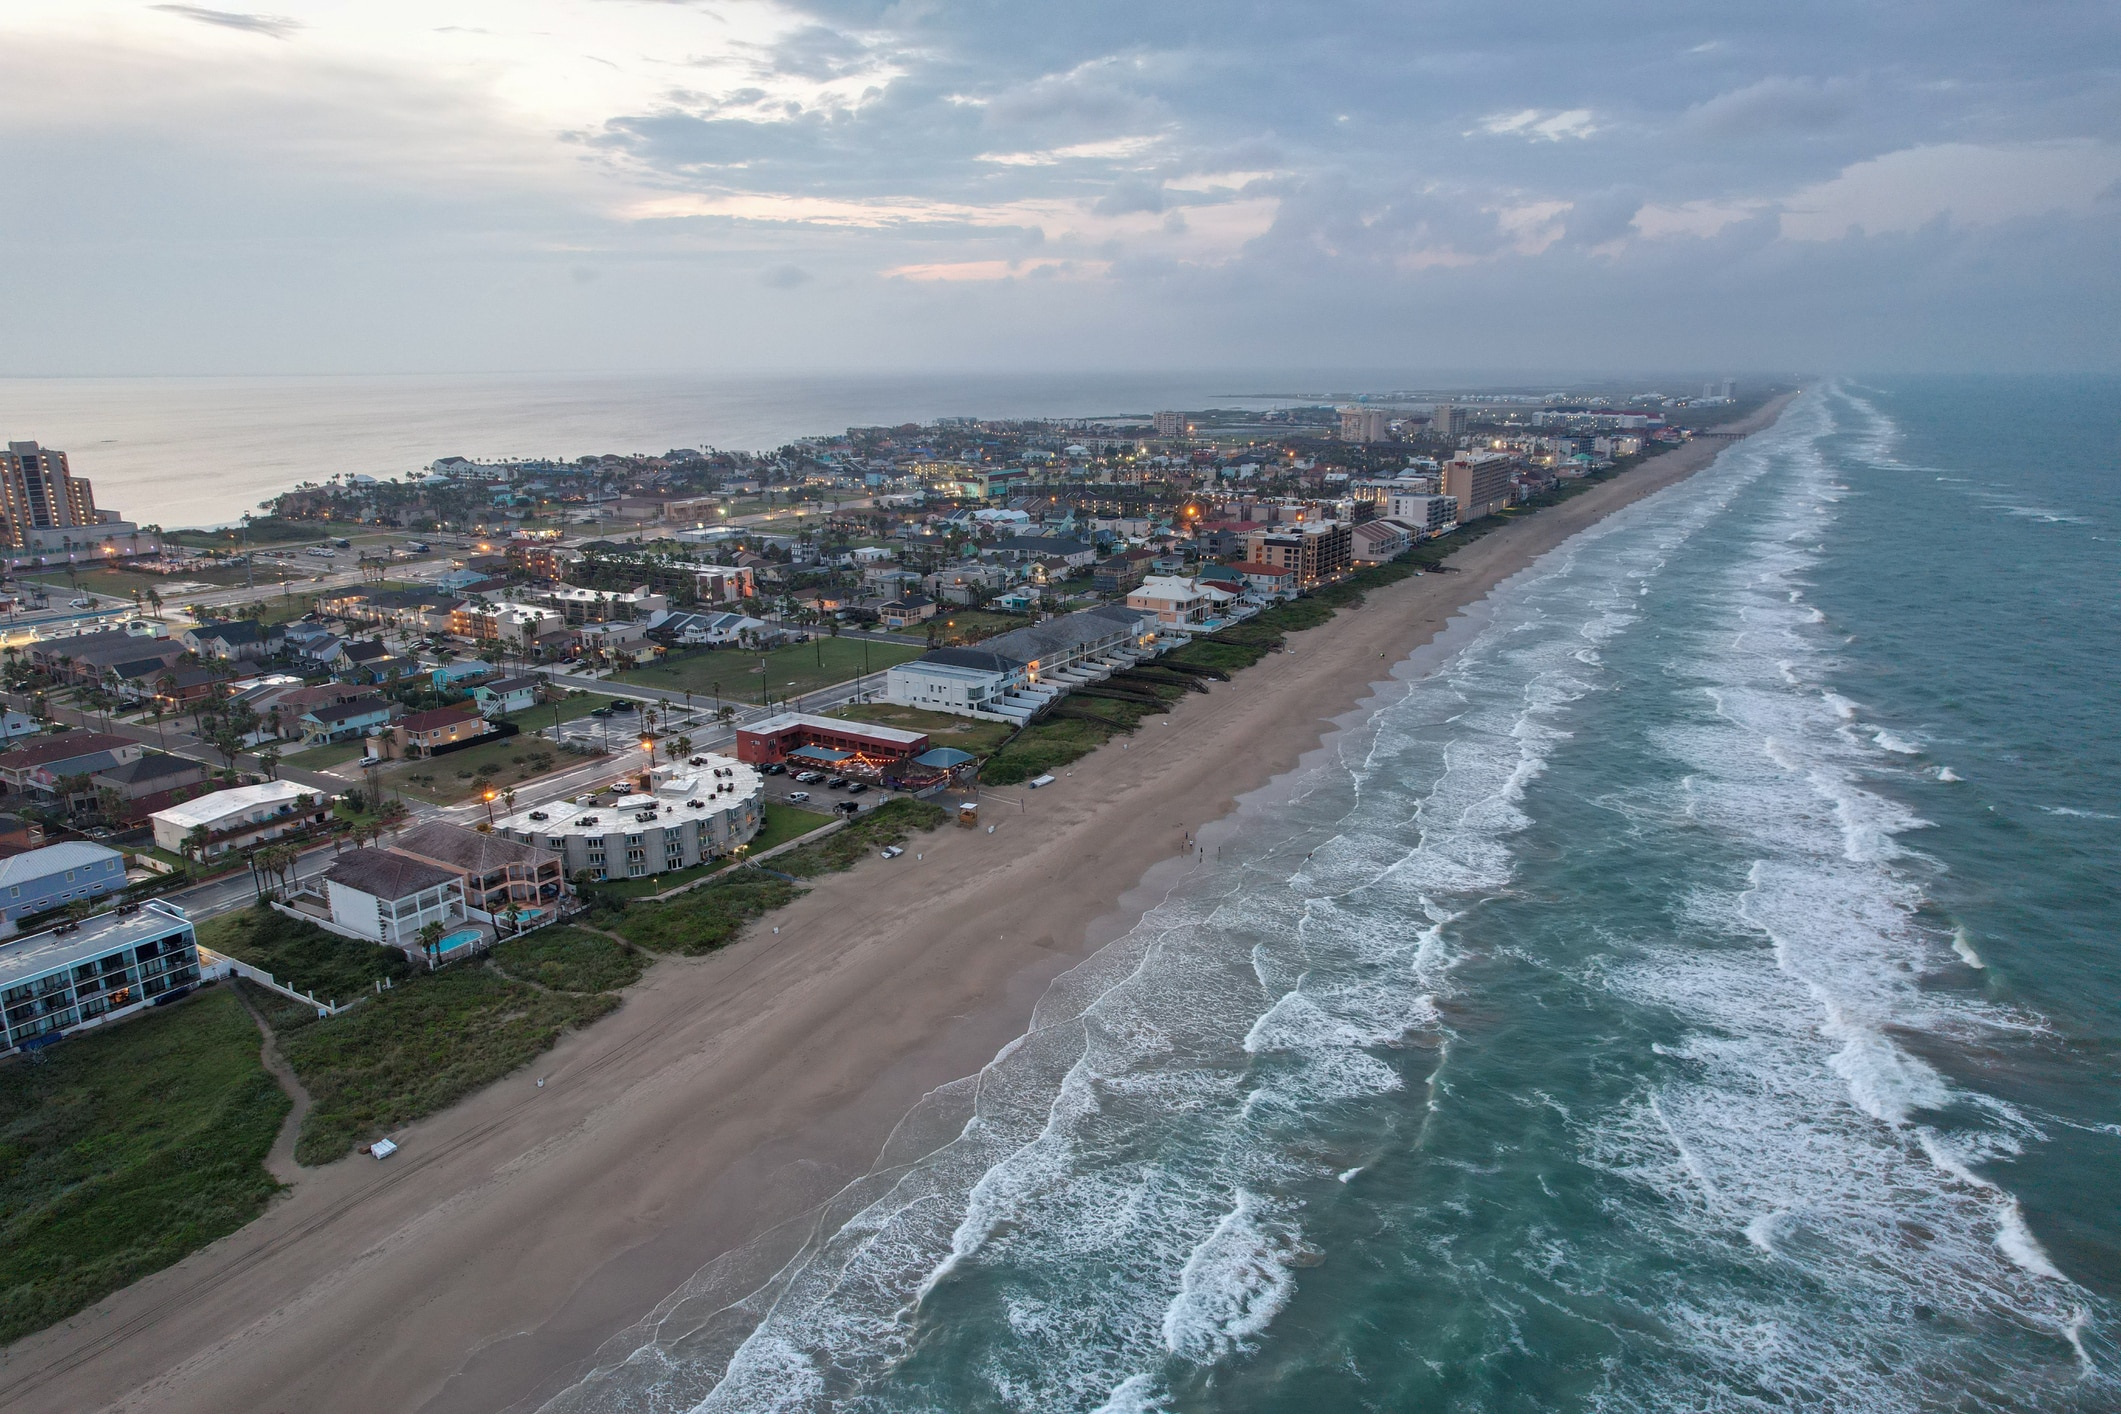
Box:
[541,378,2121,1413]
[0,372,1347,531]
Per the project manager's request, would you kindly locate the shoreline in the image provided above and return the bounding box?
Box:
[0,394,1798,1414]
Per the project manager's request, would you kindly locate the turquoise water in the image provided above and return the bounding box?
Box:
[549,381,2121,1412]
[438,927,486,954]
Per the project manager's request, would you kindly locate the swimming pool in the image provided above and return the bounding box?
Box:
[436,927,486,954]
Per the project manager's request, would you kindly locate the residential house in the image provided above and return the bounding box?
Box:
[1092,549,1157,594]
[0,711,36,741]
[89,753,210,821]
[319,849,467,951]
[1126,576,1236,629]
[884,604,1160,722]
[878,596,938,629]
[149,780,328,860]
[649,610,767,647]
[298,694,393,745]
[180,619,284,662]
[1228,561,1299,600]
[383,821,565,923]
[0,842,127,924]
[0,733,144,797]
[470,675,540,718]
[376,703,494,759]
[984,536,1094,568]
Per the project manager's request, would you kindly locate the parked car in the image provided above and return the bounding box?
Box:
[787,791,811,802]
[880,845,904,859]
[608,698,636,711]
[761,763,786,775]
[68,598,92,608]
[846,782,868,795]
[826,776,849,790]
[835,800,861,815]
[795,770,825,784]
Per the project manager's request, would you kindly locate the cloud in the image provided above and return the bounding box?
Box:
[149,5,302,39]
[762,262,813,287]
[1685,76,1859,136]
[1779,142,2121,239]
[1472,108,1599,142]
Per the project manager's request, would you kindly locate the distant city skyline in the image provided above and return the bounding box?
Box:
[1,1,2116,376]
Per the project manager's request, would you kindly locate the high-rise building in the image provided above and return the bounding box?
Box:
[0,442,100,551]
[1153,410,1186,437]
[1339,407,1390,443]
[1430,403,1468,439]
[1443,455,1513,523]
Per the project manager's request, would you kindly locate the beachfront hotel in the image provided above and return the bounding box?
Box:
[496,756,763,881]
[0,901,201,1055]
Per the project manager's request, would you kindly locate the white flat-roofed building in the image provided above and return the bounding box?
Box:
[150,780,328,859]
[497,756,763,882]
[1350,519,1412,564]
[1,901,200,1054]
[1387,492,1455,535]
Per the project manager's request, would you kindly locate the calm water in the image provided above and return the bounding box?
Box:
[0,372,1344,530]
[544,379,2121,1413]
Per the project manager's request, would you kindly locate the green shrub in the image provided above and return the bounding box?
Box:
[0,988,288,1345]
[196,902,414,1003]
[609,873,803,956]
[490,926,646,993]
[777,797,947,877]
[260,969,617,1165]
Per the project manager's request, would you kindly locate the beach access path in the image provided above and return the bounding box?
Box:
[0,395,1796,1414]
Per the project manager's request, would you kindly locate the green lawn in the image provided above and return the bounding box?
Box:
[253,968,618,1165]
[385,731,575,805]
[835,701,1016,758]
[615,637,923,704]
[519,690,625,730]
[0,987,289,1346]
[197,903,415,1002]
[490,926,646,993]
[284,738,367,770]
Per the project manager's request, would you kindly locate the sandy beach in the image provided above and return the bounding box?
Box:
[0,394,1794,1414]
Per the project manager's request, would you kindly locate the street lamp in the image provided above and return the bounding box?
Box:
[482,789,497,828]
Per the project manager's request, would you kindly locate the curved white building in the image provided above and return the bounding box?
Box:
[496,756,762,882]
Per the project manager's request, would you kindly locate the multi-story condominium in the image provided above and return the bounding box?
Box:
[1243,521,1353,586]
[384,821,566,923]
[0,441,98,550]
[497,758,763,882]
[1442,454,1514,523]
[1,901,201,1055]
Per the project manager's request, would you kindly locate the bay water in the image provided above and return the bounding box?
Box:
[544,378,2121,1413]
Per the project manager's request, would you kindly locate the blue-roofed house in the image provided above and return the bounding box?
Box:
[0,842,128,928]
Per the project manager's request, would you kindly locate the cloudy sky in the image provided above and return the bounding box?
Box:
[3,0,2117,376]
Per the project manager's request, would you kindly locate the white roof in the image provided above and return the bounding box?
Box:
[150,779,314,831]
[0,841,123,888]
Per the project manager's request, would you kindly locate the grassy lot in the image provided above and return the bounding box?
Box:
[982,716,1130,786]
[615,637,923,704]
[253,968,618,1165]
[0,987,288,1346]
[284,738,366,770]
[602,872,802,956]
[835,701,1016,758]
[777,797,946,877]
[197,903,415,1001]
[528,690,624,727]
[490,926,645,993]
[386,731,571,805]
[921,609,1033,647]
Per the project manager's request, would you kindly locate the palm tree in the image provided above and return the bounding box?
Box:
[417,919,446,972]
[257,746,282,780]
[183,823,211,868]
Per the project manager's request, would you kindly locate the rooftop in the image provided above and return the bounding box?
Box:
[0,733,138,770]
[0,902,194,988]
[323,849,463,900]
[150,780,317,831]
[390,820,557,874]
[741,712,928,746]
[0,841,124,888]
